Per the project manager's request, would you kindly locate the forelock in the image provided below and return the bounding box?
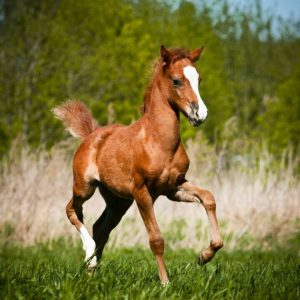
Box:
[169,48,190,63]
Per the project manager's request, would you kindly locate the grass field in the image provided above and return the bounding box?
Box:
[0,239,299,300]
[0,143,299,299]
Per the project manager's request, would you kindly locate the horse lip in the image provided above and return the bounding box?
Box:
[183,104,206,127]
[188,116,203,127]
[188,110,205,127]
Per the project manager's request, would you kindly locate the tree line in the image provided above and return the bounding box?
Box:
[0,0,299,158]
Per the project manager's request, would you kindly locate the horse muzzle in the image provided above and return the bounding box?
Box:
[188,102,207,127]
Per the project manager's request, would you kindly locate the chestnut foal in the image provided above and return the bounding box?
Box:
[53,45,223,285]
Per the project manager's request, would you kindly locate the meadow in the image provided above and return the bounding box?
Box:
[1,1,299,299]
[0,240,299,299]
[0,140,299,299]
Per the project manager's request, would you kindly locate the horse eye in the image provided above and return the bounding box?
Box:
[172,79,182,87]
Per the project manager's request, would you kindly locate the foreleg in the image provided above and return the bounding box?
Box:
[170,181,223,264]
[134,186,169,285]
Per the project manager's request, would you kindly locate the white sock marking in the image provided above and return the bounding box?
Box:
[183,65,208,121]
[79,225,97,268]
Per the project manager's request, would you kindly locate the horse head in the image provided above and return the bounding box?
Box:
[160,45,207,126]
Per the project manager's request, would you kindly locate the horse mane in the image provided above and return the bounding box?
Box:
[141,48,190,114]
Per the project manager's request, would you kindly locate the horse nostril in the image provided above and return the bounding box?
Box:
[190,102,199,112]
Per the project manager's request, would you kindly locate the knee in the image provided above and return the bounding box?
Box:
[149,236,164,255]
[201,190,216,211]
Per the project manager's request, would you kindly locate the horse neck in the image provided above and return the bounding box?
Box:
[143,76,181,151]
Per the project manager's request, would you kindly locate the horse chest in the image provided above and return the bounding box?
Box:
[146,149,190,193]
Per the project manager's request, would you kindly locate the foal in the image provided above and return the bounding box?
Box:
[53,45,223,285]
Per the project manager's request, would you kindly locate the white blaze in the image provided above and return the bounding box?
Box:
[183,65,208,121]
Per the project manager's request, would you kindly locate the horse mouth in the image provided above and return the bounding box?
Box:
[185,103,207,127]
[187,111,205,127]
[181,103,207,127]
[188,117,203,127]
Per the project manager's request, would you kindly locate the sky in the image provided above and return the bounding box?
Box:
[228,0,300,19]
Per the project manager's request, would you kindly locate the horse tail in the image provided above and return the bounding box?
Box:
[52,100,99,139]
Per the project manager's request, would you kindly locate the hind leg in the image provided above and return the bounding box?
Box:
[93,184,133,261]
[66,179,97,268]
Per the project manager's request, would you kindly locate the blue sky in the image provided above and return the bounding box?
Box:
[228,0,300,19]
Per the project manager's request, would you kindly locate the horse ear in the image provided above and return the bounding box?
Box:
[160,45,171,66]
[189,46,205,63]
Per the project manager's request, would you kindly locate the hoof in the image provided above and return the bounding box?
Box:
[197,252,213,265]
[86,256,97,270]
[161,280,169,287]
[197,254,207,266]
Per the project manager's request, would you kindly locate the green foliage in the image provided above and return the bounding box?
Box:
[0,0,299,157]
[256,63,300,156]
[0,240,299,299]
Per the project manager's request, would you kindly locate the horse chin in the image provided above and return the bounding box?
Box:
[188,117,203,127]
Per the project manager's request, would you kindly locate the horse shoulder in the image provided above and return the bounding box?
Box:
[134,136,166,176]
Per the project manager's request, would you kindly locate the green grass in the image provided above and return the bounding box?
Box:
[0,239,299,300]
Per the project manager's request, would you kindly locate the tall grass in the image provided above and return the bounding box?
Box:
[0,136,299,251]
[1,241,299,299]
